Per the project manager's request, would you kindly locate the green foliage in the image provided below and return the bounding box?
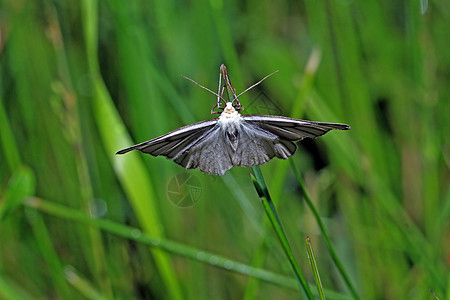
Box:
[0,0,448,299]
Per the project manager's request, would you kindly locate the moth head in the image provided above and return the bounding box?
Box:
[223,102,236,113]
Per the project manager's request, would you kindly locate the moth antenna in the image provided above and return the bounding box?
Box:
[181,74,227,103]
[216,67,223,108]
[236,70,279,99]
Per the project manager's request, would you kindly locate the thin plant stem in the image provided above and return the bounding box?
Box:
[290,160,360,299]
[306,236,326,300]
[251,166,314,300]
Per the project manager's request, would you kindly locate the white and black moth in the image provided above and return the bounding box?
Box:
[116,64,350,175]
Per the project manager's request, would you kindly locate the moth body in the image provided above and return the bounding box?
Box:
[218,102,242,151]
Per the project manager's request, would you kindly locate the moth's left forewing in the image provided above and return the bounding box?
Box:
[116,119,218,156]
[242,115,350,141]
[116,119,235,175]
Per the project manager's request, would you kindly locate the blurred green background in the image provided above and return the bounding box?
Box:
[0,0,449,299]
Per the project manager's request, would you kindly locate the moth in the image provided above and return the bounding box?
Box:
[116,64,350,175]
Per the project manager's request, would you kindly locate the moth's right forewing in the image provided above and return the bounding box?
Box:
[243,115,350,141]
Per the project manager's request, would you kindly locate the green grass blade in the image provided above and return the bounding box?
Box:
[251,166,314,299]
[290,160,359,299]
[306,236,325,300]
[243,49,323,300]
[64,266,109,300]
[47,5,113,294]
[26,208,74,299]
[80,0,183,299]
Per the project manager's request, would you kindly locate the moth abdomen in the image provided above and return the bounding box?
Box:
[225,128,239,151]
